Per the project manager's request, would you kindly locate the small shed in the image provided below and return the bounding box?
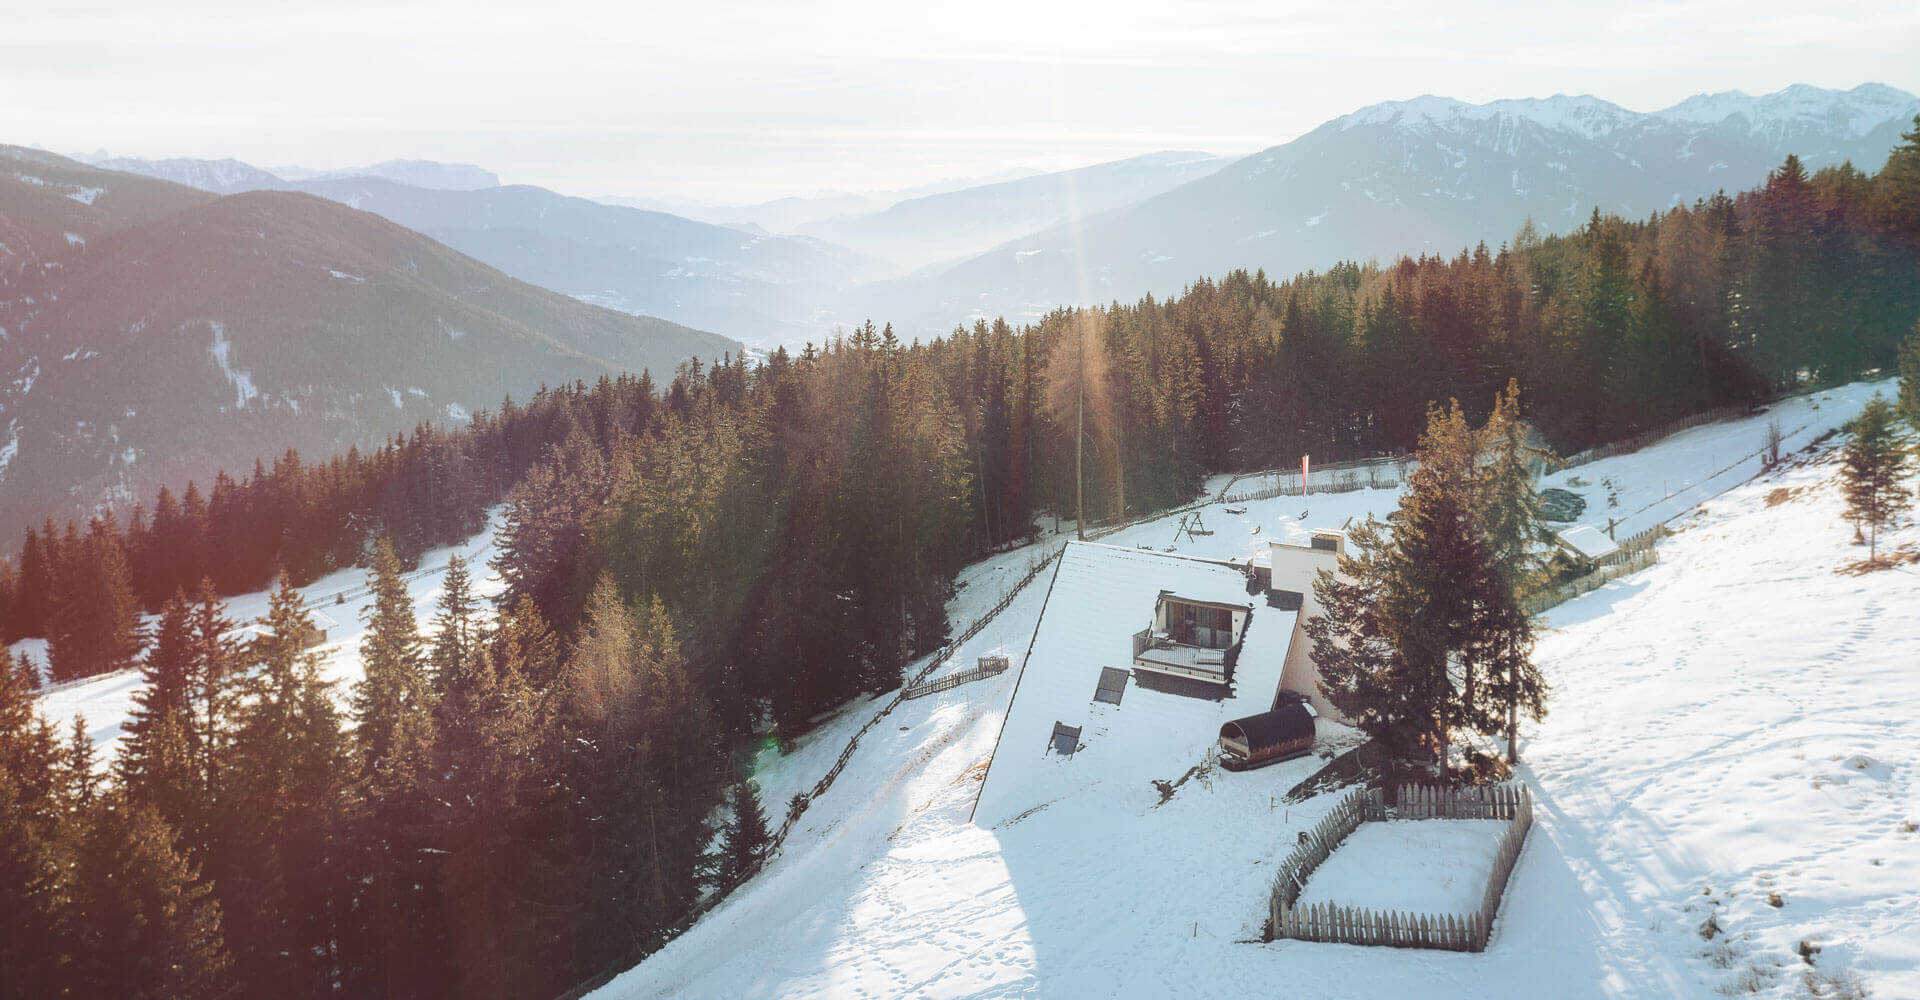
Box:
[1554,525,1619,569]
[1218,701,1317,771]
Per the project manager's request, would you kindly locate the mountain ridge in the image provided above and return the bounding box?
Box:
[843,82,1920,336]
[0,148,737,537]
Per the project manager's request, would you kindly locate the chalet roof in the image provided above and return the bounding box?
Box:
[971,541,1298,827]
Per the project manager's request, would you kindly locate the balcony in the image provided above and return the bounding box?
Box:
[1132,627,1231,684]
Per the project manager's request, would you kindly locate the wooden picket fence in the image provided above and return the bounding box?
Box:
[1268,783,1533,953]
[1524,546,1659,616]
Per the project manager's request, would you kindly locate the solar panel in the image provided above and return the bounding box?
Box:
[1049,722,1082,756]
[1093,667,1129,705]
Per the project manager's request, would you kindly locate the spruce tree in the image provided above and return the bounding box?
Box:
[719,778,772,885]
[1840,394,1912,560]
[118,594,201,829]
[1309,395,1552,776]
[347,539,444,996]
[552,579,722,969]
[1897,321,1920,434]
[223,575,348,997]
[67,794,234,999]
[0,651,73,1000]
[429,553,479,694]
[1470,383,1552,763]
[47,519,143,683]
[353,538,432,773]
[67,715,98,811]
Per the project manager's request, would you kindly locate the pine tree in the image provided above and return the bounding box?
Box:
[1308,397,1550,777]
[428,553,478,693]
[0,651,73,999]
[47,519,143,683]
[222,575,349,997]
[186,581,239,818]
[551,580,723,970]
[347,539,444,997]
[430,633,552,1000]
[67,715,98,811]
[12,526,52,641]
[117,594,200,828]
[1469,383,1552,763]
[67,794,234,999]
[353,538,433,773]
[719,778,772,885]
[1840,394,1912,560]
[1897,321,1920,434]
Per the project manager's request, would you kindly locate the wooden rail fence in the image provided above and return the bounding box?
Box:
[1268,783,1533,953]
[902,656,1010,700]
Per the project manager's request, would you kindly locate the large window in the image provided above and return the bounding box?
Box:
[1093,667,1129,705]
[1172,601,1235,648]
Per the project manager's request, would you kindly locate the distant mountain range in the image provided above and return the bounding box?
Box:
[0,147,736,537]
[598,166,1049,233]
[76,153,500,193]
[846,82,1920,336]
[797,151,1235,273]
[87,154,885,347]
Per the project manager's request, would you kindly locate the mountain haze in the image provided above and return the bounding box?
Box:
[798,151,1233,272]
[0,148,736,537]
[849,83,1920,336]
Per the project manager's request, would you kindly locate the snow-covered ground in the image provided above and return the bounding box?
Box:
[28,508,507,754]
[1298,819,1511,915]
[598,377,1917,1000]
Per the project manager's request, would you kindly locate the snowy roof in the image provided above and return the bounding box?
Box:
[1556,525,1619,562]
[971,542,1298,827]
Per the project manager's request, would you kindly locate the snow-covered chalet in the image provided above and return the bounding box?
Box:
[970,531,1347,826]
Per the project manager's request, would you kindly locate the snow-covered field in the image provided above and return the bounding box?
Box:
[598,378,1917,1000]
[28,509,507,754]
[1298,820,1511,916]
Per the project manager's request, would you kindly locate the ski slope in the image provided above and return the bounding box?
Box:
[599,378,1916,1000]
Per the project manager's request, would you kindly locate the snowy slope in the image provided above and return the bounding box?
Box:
[599,378,1915,999]
[27,509,507,754]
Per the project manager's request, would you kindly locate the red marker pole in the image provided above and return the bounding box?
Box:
[1301,454,1310,496]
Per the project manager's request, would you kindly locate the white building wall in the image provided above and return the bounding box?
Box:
[1270,534,1346,721]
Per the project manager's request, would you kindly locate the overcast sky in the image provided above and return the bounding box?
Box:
[4,0,1917,205]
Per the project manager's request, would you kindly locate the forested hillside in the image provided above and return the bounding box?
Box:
[5,124,1920,1000]
[0,149,738,539]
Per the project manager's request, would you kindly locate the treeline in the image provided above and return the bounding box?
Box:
[0,543,752,998]
[12,129,1920,682]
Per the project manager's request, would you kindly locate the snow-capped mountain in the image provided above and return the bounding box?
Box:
[76,154,290,196]
[847,83,1920,337]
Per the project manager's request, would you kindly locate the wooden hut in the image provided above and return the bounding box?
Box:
[1218,700,1316,771]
